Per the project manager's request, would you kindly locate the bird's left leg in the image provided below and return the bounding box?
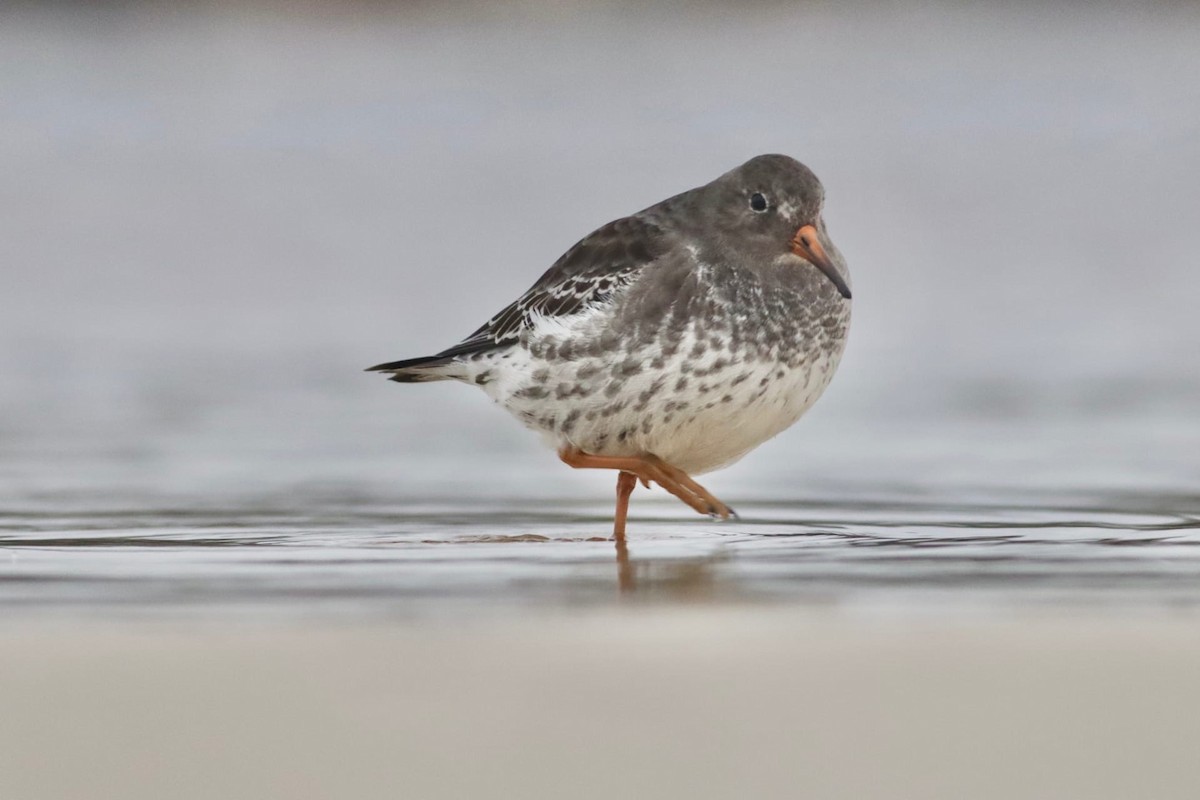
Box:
[558,447,734,520]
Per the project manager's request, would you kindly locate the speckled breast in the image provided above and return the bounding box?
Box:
[487,281,851,475]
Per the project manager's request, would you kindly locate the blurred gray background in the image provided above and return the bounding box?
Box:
[2,0,1198,505]
[6,9,1200,797]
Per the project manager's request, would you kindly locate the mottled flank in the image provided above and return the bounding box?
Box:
[372,153,852,476]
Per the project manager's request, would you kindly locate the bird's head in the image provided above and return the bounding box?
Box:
[699,154,851,300]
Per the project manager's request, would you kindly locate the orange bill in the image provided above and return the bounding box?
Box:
[790,224,852,299]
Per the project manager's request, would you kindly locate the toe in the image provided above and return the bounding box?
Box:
[708,503,736,521]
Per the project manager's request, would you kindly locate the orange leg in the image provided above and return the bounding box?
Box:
[613,472,637,593]
[558,447,735,523]
[613,471,638,540]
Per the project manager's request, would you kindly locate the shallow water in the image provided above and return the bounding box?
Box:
[5,494,1200,619]
[4,409,1199,619]
[2,2,1199,621]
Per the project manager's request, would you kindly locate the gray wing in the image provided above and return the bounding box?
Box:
[368,213,677,380]
[431,213,672,360]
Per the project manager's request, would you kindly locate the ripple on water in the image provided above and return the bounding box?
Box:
[1,493,1199,620]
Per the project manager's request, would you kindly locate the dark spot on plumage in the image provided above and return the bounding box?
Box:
[675,376,689,392]
[594,433,609,449]
[721,394,733,403]
[603,380,622,398]
[600,401,627,418]
[731,372,751,387]
[649,356,665,370]
[585,410,598,421]
[693,358,731,378]
[616,359,641,377]
[514,385,549,400]
[641,418,654,435]
[576,364,599,380]
[555,382,588,400]
[474,371,492,385]
[617,428,633,443]
[689,341,706,358]
[532,367,550,382]
[635,376,666,409]
[758,375,771,388]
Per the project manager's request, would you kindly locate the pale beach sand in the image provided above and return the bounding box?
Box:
[4,610,1199,800]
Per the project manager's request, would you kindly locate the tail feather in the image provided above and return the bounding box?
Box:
[366,354,455,383]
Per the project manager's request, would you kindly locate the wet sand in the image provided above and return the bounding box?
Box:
[4,610,1200,800]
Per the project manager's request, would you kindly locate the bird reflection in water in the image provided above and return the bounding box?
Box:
[610,530,724,600]
[614,530,635,594]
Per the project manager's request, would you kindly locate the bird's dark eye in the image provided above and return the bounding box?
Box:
[749,192,768,212]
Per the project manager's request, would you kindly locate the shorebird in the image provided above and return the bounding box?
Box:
[369,154,851,539]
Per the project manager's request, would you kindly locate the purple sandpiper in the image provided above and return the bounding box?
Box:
[369,154,852,538]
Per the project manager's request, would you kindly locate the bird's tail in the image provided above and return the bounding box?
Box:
[365,354,456,383]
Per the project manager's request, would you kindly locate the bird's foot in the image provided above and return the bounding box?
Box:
[639,454,735,521]
[558,446,735,522]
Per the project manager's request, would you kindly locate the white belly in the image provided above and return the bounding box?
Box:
[470,315,848,476]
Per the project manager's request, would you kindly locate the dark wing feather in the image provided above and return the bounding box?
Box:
[368,214,673,380]
[440,214,669,358]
